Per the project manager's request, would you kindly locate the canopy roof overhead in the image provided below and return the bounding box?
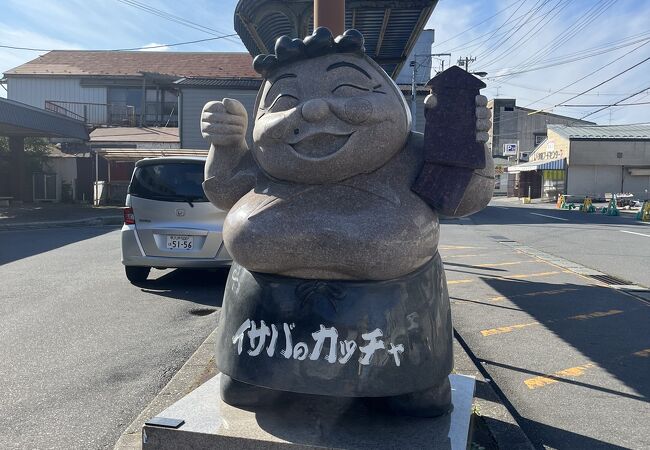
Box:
[0,98,89,140]
[234,0,438,79]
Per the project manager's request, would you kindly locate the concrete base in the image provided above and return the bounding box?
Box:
[142,374,475,449]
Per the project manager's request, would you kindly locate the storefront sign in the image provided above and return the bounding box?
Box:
[530,140,565,162]
[503,143,518,156]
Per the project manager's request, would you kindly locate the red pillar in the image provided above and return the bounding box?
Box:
[314,0,345,36]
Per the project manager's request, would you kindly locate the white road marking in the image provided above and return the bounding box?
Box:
[620,230,650,238]
[529,212,569,221]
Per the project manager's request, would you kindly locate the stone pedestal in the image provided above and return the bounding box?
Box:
[142,374,475,449]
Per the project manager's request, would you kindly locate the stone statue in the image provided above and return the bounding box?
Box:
[201,27,493,417]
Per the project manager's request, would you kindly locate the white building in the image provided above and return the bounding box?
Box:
[509,124,650,200]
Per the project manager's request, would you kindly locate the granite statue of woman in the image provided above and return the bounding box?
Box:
[201,27,493,417]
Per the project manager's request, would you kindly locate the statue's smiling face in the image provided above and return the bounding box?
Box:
[252,53,411,183]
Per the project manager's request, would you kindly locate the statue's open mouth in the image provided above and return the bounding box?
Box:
[290,132,353,158]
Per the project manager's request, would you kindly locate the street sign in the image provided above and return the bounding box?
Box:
[503,143,517,156]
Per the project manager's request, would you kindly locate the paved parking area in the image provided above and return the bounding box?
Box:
[440,220,650,449]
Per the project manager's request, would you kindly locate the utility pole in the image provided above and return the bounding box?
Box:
[314,0,345,35]
[457,56,476,71]
[410,52,451,130]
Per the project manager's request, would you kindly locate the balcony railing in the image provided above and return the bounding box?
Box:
[45,100,137,127]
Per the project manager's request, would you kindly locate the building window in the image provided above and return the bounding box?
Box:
[535,135,546,145]
[108,87,178,127]
[503,106,514,112]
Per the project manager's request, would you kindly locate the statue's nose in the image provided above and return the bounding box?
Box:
[301,99,330,123]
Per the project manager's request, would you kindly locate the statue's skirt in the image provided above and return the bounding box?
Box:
[215,253,453,397]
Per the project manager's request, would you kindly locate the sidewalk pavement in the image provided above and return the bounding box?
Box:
[0,203,123,230]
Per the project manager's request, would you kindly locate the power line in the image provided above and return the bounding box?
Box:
[486,36,650,79]
[476,0,552,61]
[492,0,617,80]
[479,0,572,69]
[562,101,650,107]
[432,0,526,49]
[485,38,650,121]
[555,55,650,106]
[470,0,530,57]
[115,0,242,46]
[0,34,239,52]
[578,85,650,120]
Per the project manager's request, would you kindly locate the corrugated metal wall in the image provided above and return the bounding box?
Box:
[7,77,107,122]
[180,88,259,149]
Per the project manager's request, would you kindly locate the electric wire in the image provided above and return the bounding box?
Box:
[0,34,239,52]
[115,0,242,46]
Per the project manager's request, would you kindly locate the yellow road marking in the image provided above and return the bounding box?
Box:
[489,287,580,302]
[524,363,596,389]
[505,271,563,279]
[443,253,486,259]
[475,261,533,267]
[568,309,623,321]
[447,279,474,285]
[480,309,625,337]
[481,322,540,336]
[633,348,650,357]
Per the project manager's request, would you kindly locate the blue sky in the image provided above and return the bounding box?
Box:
[1,0,649,124]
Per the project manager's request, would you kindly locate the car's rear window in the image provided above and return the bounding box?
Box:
[129,162,208,202]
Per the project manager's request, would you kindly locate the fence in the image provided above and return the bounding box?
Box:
[45,101,136,127]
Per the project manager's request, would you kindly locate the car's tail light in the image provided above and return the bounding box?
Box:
[123,207,135,225]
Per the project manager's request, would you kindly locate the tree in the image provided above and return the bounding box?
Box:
[0,136,51,173]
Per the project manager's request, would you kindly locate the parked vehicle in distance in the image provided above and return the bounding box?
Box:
[121,156,231,283]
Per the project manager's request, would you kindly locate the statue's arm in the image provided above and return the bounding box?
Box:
[412,94,494,218]
[201,98,259,210]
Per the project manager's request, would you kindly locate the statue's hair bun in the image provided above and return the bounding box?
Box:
[253,27,366,78]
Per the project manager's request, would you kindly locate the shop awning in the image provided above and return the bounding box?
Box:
[508,158,565,173]
[94,148,208,162]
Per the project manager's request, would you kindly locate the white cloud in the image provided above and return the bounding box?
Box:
[139,43,170,52]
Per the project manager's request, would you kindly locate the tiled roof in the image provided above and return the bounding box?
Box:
[548,124,650,140]
[3,51,260,79]
[89,127,179,143]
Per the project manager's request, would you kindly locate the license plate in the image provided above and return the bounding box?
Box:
[166,235,194,250]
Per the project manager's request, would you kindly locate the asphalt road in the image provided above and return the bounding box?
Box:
[441,202,650,450]
[472,198,650,288]
[0,226,227,449]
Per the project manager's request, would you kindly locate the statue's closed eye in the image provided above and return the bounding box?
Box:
[266,94,300,113]
[332,84,386,95]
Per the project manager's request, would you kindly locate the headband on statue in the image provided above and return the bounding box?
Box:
[253,27,366,78]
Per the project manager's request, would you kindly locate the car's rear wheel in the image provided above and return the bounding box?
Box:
[125,266,150,283]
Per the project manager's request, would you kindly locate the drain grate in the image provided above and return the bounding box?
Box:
[589,274,633,286]
[488,235,516,243]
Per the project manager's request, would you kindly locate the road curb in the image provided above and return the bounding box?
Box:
[453,333,536,450]
[0,216,122,231]
[114,325,219,450]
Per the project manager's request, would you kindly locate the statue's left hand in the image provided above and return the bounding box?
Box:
[424,93,491,144]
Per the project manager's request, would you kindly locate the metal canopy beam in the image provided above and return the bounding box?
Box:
[0,98,89,140]
[375,8,391,57]
[234,0,438,79]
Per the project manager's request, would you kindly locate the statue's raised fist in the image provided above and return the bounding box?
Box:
[201,98,248,147]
